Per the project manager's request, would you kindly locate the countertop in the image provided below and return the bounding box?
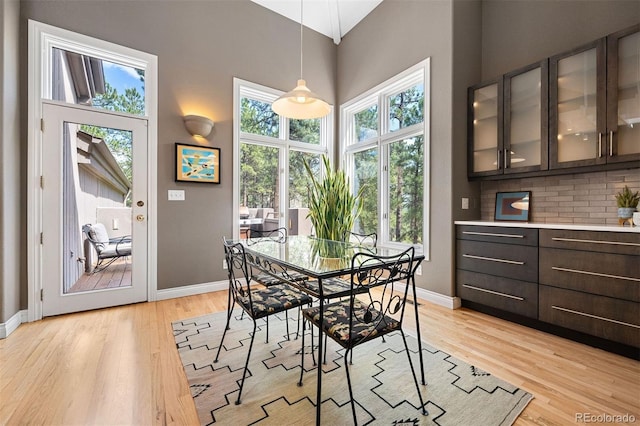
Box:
[454,220,640,233]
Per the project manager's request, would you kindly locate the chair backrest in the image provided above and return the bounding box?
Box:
[83,223,110,252]
[222,238,254,304]
[348,231,378,247]
[246,227,287,245]
[347,246,415,335]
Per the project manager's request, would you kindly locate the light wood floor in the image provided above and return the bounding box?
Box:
[1,291,638,425]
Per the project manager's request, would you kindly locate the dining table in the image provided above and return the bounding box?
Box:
[236,234,426,426]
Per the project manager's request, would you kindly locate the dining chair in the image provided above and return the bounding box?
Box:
[347,231,377,247]
[298,246,427,424]
[215,238,313,405]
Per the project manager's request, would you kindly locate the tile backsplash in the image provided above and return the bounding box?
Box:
[480,169,640,225]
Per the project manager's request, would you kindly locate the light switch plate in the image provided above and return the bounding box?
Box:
[462,197,469,210]
[168,190,185,201]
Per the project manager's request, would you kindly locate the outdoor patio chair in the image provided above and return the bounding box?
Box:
[82,223,131,273]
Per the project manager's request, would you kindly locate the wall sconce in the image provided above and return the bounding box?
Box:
[183,115,214,138]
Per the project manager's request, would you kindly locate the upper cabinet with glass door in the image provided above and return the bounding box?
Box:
[550,24,639,169]
[606,25,640,164]
[468,61,548,179]
[468,79,503,177]
[504,60,549,174]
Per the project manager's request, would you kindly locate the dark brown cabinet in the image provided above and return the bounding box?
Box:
[549,25,640,169]
[456,225,539,318]
[469,24,639,180]
[456,223,640,353]
[538,229,640,348]
[468,61,549,178]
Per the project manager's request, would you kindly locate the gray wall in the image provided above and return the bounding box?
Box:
[337,0,465,297]
[481,0,640,80]
[19,0,337,298]
[1,0,21,323]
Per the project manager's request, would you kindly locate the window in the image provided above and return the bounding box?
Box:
[341,60,430,255]
[233,79,331,237]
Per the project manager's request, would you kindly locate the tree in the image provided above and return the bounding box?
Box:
[80,82,145,190]
[239,98,321,212]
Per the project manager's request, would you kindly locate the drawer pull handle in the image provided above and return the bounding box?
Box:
[463,284,524,301]
[463,231,525,239]
[551,266,640,282]
[551,305,640,329]
[551,237,640,247]
[463,254,525,265]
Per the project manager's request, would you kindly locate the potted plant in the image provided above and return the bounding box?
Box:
[304,155,365,255]
[615,185,639,220]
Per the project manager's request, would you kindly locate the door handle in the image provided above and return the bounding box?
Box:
[598,133,602,157]
[136,215,145,222]
[609,131,613,157]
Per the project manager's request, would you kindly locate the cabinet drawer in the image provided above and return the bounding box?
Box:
[539,285,640,347]
[457,225,538,246]
[457,270,538,318]
[540,247,640,302]
[457,240,538,282]
[539,229,640,256]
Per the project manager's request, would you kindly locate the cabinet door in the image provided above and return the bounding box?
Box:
[606,24,640,164]
[504,61,549,174]
[468,79,503,177]
[549,38,606,169]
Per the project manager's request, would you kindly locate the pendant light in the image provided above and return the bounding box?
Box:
[272,0,331,119]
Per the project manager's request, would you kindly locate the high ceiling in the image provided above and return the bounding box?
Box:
[251,0,384,45]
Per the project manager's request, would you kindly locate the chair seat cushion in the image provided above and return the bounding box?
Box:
[99,242,132,258]
[238,284,312,319]
[302,299,400,348]
[252,270,307,286]
[298,277,368,299]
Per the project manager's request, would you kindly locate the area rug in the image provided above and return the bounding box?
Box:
[173,311,533,425]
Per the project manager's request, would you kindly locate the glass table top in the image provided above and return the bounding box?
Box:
[235,235,424,279]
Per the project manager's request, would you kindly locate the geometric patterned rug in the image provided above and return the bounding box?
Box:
[173,311,533,425]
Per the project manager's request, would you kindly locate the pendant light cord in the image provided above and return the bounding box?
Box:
[300,0,303,80]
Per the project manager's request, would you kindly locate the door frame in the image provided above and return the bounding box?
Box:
[27,20,158,321]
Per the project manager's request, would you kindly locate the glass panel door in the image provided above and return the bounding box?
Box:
[608,28,640,162]
[556,48,598,163]
[550,38,606,169]
[504,62,548,173]
[41,102,147,317]
[470,81,502,175]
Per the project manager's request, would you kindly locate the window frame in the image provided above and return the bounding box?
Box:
[233,78,332,238]
[340,59,430,259]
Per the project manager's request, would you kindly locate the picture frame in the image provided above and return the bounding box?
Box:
[495,191,531,222]
[175,143,220,184]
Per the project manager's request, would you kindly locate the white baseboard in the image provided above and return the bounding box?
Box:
[1,280,457,340]
[415,287,461,309]
[156,280,228,301]
[0,310,28,339]
[155,280,460,309]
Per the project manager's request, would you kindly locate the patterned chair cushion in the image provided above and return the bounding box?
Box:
[302,299,400,348]
[298,277,370,299]
[237,284,312,319]
[252,270,307,286]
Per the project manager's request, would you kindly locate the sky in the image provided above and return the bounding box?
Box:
[102,60,144,95]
